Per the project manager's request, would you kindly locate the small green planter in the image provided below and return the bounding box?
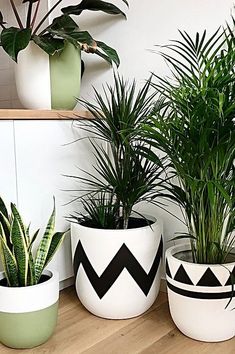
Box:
[0,270,59,349]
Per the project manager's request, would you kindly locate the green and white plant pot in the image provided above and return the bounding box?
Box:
[71,214,163,319]
[0,269,59,349]
[166,244,235,342]
[14,41,81,110]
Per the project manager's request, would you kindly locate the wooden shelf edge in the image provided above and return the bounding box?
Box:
[0,109,92,120]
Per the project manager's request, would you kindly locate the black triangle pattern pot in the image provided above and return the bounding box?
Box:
[166,244,235,342]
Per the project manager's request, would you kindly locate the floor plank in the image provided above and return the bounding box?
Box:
[0,287,234,353]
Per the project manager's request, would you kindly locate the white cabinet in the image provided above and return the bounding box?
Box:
[0,121,17,271]
[1,119,95,282]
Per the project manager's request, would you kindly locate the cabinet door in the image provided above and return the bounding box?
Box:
[14,120,96,281]
[0,121,17,271]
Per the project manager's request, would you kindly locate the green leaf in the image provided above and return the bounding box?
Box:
[11,203,28,245]
[0,237,19,287]
[62,0,127,17]
[44,231,67,267]
[32,34,65,56]
[34,201,56,282]
[49,29,94,47]
[48,14,79,32]
[11,218,29,286]
[1,27,32,62]
[0,196,9,219]
[95,41,120,66]
[0,211,11,250]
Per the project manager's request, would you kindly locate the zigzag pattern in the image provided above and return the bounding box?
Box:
[74,237,163,299]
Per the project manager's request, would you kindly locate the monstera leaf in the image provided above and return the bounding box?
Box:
[1,27,31,62]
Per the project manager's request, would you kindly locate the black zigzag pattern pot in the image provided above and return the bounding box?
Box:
[71,215,163,319]
[166,244,235,342]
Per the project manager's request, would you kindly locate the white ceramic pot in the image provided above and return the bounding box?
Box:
[14,41,81,110]
[71,215,163,319]
[0,270,59,349]
[166,244,235,342]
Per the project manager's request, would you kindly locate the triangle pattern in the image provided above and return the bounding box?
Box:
[165,258,172,278]
[197,267,222,287]
[174,264,194,285]
[225,266,235,286]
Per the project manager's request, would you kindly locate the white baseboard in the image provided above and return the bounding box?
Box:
[59,276,74,290]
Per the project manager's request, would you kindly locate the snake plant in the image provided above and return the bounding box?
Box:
[0,197,66,287]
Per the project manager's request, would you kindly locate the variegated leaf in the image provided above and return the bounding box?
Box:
[0,237,19,286]
[34,201,55,282]
[11,218,29,286]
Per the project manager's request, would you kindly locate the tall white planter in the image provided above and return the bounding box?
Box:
[71,215,163,319]
[166,244,235,342]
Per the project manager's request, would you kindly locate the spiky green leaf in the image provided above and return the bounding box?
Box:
[11,218,29,286]
[0,237,19,287]
[34,201,56,282]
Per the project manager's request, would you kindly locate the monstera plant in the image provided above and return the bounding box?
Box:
[0,0,128,64]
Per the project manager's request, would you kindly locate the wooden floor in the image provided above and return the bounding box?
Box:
[0,287,234,353]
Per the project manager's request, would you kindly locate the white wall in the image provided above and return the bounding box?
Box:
[0,0,234,281]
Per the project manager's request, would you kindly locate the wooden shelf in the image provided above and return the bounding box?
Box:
[0,109,92,120]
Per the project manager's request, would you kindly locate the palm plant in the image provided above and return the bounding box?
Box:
[0,0,128,65]
[143,20,235,264]
[68,75,168,229]
[0,197,66,287]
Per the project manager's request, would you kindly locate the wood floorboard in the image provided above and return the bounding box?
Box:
[0,286,234,353]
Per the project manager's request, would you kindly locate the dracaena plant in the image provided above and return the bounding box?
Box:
[0,197,66,287]
[142,20,235,264]
[0,0,128,66]
[67,74,169,229]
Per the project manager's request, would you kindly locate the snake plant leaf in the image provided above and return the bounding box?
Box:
[44,231,67,268]
[0,196,9,219]
[28,228,40,249]
[0,211,11,250]
[1,27,32,62]
[62,0,127,17]
[34,201,56,282]
[95,41,120,66]
[32,34,65,56]
[27,250,36,286]
[11,203,28,246]
[11,218,29,286]
[0,237,19,287]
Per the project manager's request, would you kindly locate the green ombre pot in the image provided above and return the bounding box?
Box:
[0,270,59,349]
[15,41,81,110]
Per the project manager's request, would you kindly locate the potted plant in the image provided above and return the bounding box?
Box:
[142,21,235,341]
[0,0,128,109]
[67,75,167,319]
[0,197,67,349]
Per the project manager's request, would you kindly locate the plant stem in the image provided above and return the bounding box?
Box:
[9,0,23,29]
[33,0,63,35]
[30,0,41,29]
[26,1,33,28]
